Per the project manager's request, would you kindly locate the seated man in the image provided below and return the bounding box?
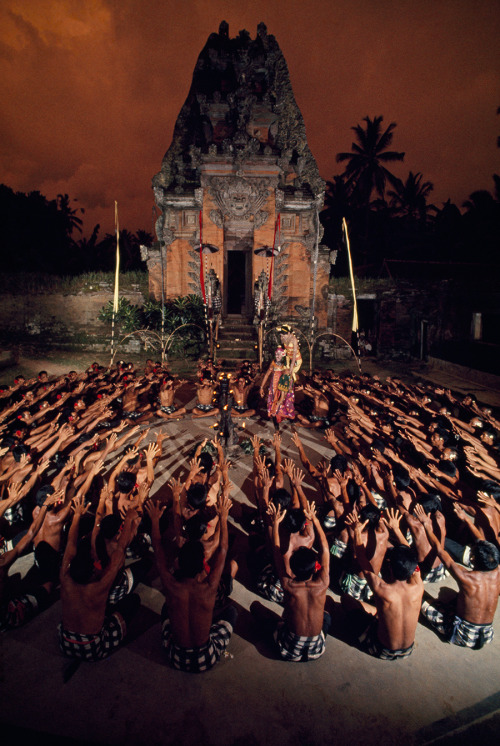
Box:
[343,509,423,661]
[58,496,141,661]
[415,504,500,649]
[261,500,330,662]
[231,375,256,418]
[156,376,187,420]
[192,378,219,419]
[147,488,237,673]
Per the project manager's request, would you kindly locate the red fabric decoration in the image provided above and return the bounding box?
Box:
[314,561,322,573]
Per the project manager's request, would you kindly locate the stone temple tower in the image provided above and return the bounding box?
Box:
[144,21,329,325]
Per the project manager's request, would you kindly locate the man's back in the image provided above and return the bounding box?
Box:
[164,575,217,647]
[282,576,327,637]
[456,566,500,624]
[373,574,423,650]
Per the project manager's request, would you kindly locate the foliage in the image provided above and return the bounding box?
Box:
[98,294,206,358]
[0,271,148,295]
[0,183,153,274]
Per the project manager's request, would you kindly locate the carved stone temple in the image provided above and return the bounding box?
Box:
[144,21,329,326]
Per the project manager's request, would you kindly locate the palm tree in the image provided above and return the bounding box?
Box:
[336,116,405,208]
[387,171,435,223]
[56,193,84,235]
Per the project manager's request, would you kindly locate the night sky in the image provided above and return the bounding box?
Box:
[1,0,499,237]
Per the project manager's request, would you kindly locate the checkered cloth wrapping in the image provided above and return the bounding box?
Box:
[359,619,414,661]
[339,570,374,601]
[256,563,284,604]
[161,617,233,673]
[330,538,347,559]
[372,492,387,510]
[159,405,177,415]
[107,567,134,606]
[58,613,126,661]
[421,600,494,649]
[422,562,448,584]
[322,514,337,530]
[274,622,326,662]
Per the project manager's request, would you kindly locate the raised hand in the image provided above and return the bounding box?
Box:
[144,498,166,523]
[413,503,430,526]
[267,502,285,525]
[304,500,317,522]
[216,492,232,518]
[383,507,402,532]
[168,477,182,499]
[291,431,302,449]
[145,442,160,461]
[72,493,90,516]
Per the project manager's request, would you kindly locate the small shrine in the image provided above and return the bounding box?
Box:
[143,21,329,327]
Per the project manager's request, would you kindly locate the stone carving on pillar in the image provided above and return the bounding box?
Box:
[209,210,224,229]
[253,210,270,229]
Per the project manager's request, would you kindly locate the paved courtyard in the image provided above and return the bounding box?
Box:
[1,355,499,745]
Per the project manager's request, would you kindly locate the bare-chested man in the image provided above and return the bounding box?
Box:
[147,489,237,673]
[191,378,219,419]
[261,500,330,662]
[415,503,500,649]
[156,376,187,420]
[344,509,424,660]
[231,375,256,418]
[58,496,141,661]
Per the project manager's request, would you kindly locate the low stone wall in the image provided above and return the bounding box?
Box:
[0,290,145,351]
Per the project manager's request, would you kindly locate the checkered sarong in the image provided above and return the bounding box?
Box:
[160,405,176,415]
[274,622,326,662]
[421,600,494,649]
[58,614,126,661]
[161,617,232,673]
[107,567,134,606]
[339,570,373,601]
[422,563,448,584]
[256,563,284,604]
[322,514,337,530]
[330,538,347,559]
[359,619,414,661]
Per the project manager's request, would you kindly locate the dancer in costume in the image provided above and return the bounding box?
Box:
[259,347,295,430]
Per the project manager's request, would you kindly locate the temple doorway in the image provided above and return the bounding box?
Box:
[225,250,249,316]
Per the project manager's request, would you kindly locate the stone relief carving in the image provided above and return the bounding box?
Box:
[253,210,270,229]
[207,175,270,220]
[209,209,224,229]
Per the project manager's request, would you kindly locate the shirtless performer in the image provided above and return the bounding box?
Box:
[156,376,187,420]
[231,375,256,418]
[415,504,500,649]
[296,380,330,429]
[343,509,424,661]
[147,490,237,673]
[262,500,330,662]
[192,377,219,419]
[58,496,141,661]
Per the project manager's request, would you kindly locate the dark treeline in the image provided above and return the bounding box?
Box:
[321,115,500,275]
[0,185,151,274]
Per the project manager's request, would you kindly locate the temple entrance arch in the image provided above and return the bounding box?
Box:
[223,221,253,318]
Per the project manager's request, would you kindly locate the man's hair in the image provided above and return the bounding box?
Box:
[330,454,348,473]
[178,541,205,578]
[387,544,418,580]
[115,471,136,494]
[394,465,410,490]
[290,547,317,581]
[284,507,306,533]
[272,488,292,510]
[418,493,442,514]
[69,537,94,584]
[184,515,208,542]
[99,514,122,539]
[471,541,499,572]
[438,459,457,478]
[35,484,55,508]
[125,453,140,468]
[434,428,451,446]
[12,444,29,463]
[371,438,386,454]
[186,482,207,510]
[360,504,381,527]
[346,479,360,501]
[198,451,213,474]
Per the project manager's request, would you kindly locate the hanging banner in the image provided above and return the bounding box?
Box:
[267,213,280,300]
[199,210,206,304]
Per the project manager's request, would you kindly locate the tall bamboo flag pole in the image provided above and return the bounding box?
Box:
[342,217,360,365]
[110,201,120,366]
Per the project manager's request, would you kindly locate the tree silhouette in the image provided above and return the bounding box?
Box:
[336,115,405,208]
[387,171,435,224]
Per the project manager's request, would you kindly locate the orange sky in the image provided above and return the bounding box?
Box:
[1,0,499,238]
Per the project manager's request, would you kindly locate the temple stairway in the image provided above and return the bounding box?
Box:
[215,316,257,368]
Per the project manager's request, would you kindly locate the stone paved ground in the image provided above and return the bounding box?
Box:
[1,352,499,746]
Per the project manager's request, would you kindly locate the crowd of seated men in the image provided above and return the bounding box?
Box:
[0,360,498,671]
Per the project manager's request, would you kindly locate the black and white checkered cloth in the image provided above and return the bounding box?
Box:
[58,613,126,661]
[274,622,326,662]
[161,617,233,673]
[421,600,494,649]
[256,563,284,604]
[359,618,414,661]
